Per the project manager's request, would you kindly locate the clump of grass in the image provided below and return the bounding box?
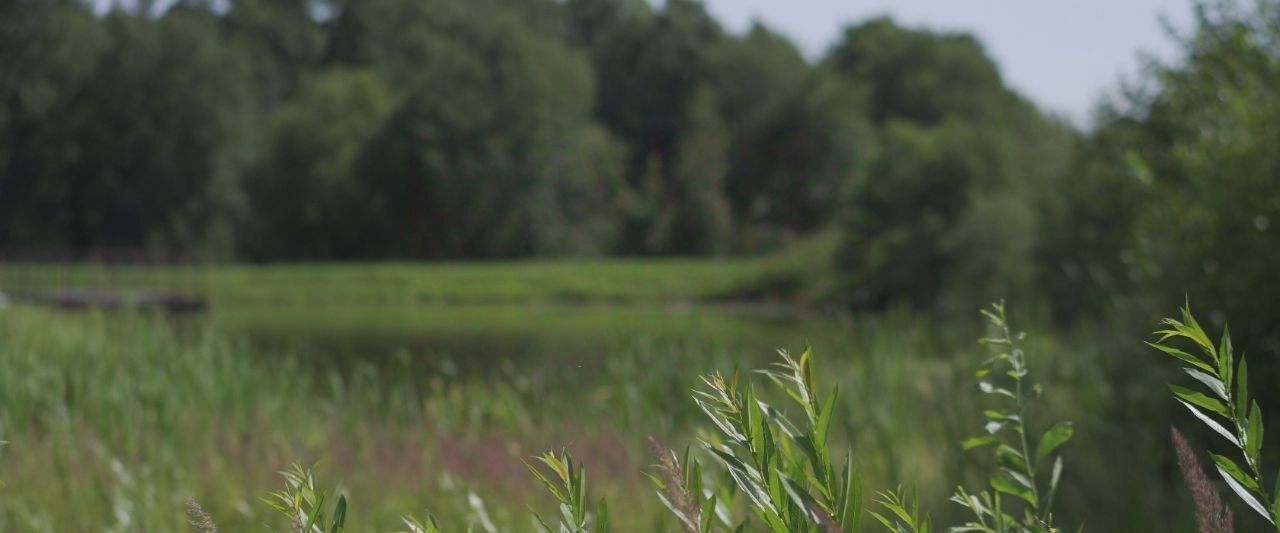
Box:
[8,299,1267,531]
[1150,303,1279,529]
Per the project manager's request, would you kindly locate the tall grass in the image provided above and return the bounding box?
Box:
[0,300,1215,530]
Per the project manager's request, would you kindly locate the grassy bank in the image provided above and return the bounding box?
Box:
[0,303,1197,531]
[0,235,839,308]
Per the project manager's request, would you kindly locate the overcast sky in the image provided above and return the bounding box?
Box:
[698,0,1196,126]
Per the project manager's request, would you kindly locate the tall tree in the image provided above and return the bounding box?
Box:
[241,68,394,259]
[0,1,106,247]
[826,17,1010,125]
[54,10,251,254]
[349,6,623,258]
[708,25,869,249]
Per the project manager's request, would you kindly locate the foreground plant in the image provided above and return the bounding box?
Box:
[691,348,863,532]
[645,437,729,533]
[949,302,1072,532]
[262,463,348,533]
[1151,304,1279,528]
[524,449,609,533]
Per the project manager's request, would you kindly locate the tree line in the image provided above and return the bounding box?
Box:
[2,0,1278,342]
[0,0,1060,258]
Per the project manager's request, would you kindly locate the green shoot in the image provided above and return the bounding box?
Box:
[1151,303,1277,529]
[262,463,348,533]
[952,301,1071,532]
[524,449,609,533]
[692,347,863,532]
[869,486,931,533]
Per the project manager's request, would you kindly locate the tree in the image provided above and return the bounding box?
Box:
[241,68,394,260]
[826,17,1011,125]
[349,7,624,258]
[707,26,870,248]
[648,87,733,255]
[0,1,106,247]
[1,7,252,256]
[1084,0,1280,352]
[830,20,1074,313]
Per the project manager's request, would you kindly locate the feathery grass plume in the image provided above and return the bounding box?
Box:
[185,497,218,533]
[950,301,1071,533]
[646,437,701,533]
[524,449,609,533]
[692,347,862,532]
[262,463,347,533]
[1151,303,1279,528]
[1172,426,1234,533]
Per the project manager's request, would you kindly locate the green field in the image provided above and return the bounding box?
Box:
[0,259,1210,531]
[0,235,837,308]
[3,260,760,304]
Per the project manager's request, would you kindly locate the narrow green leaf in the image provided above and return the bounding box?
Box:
[525,459,567,503]
[837,454,862,533]
[596,498,609,532]
[1045,455,1064,511]
[1170,384,1232,419]
[1246,402,1264,468]
[777,472,821,524]
[816,384,839,448]
[1177,306,1216,357]
[1215,463,1274,523]
[329,495,347,533]
[700,495,717,533]
[1273,474,1280,527]
[800,347,816,404]
[1035,422,1075,464]
[962,436,998,450]
[1183,368,1228,400]
[868,511,894,531]
[1177,399,1241,446]
[1147,341,1215,373]
[1235,355,1248,418]
[1212,454,1260,491]
[989,470,1037,508]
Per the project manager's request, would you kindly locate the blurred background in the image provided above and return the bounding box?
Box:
[0,0,1277,530]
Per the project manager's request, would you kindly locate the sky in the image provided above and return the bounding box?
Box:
[698,0,1196,127]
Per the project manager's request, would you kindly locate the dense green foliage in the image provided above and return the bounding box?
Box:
[5,0,1275,342]
[0,0,873,258]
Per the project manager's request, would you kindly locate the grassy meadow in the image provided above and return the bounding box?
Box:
[0,234,837,308]
[0,256,1214,531]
